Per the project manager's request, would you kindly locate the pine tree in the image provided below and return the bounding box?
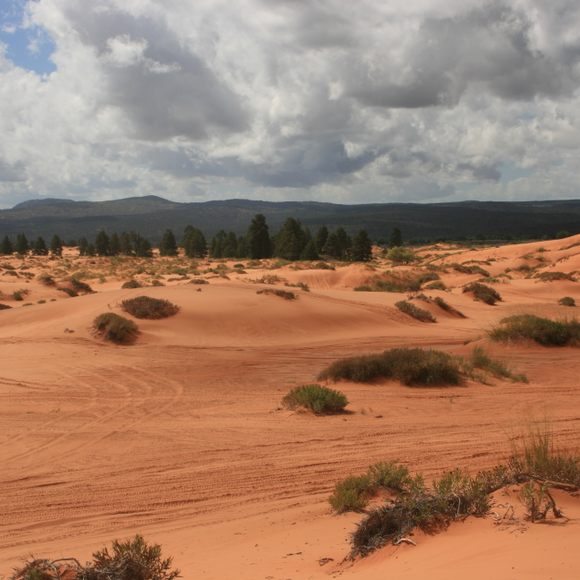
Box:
[33,236,48,255]
[183,226,207,258]
[50,235,63,256]
[1,235,13,255]
[223,232,238,257]
[300,239,319,260]
[351,230,373,262]
[15,234,29,255]
[315,226,329,254]
[389,227,403,248]
[78,237,89,256]
[247,214,272,259]
[119,232,133,255]
[275,218,306,260]
[211,230,227,258]
[236,235,249,258]
[109,233,121,256]
[159,229,178,256]
[95,231,110,256]
[132,234,152,257]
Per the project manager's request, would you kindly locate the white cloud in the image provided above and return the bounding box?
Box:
[0,0,579,207]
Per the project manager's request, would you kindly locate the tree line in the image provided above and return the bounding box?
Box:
[1,214,405,261]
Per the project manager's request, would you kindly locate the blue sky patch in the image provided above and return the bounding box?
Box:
[0,0,56,75]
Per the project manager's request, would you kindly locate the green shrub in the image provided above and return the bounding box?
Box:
[122,279,142,289]
[329,475,374,513]
[12,289,29,301]
[256,288,297,300]
[387,247,416,264]
[282,384,348,414]
[37,273,55,286]
[93,313,139,344]
[121,296,180,319]
[432,296,466,318]
[318,348,462,386]
[424,280,447,291]
[57,286,78,297]
[463,282,501,305]
[70,277,94,294]
[453,263,490,277]
[559,296,576,307]
[395,300,436,322]
[367,462,411,492]
[536,271,575,282]
[469,346,527,382]
[490,315,580,346]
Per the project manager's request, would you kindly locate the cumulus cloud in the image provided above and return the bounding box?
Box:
[0,0,579,207]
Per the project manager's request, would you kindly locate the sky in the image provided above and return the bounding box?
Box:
[0,0,579,208]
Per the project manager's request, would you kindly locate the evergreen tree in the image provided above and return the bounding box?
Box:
[119,232,133,256]
[224,232,238,257]
[50,235,63,256]
[1,235,13,255]
[183,226,207,258]
[33,236,48,255]
[323,228,352,260]
[159,229,178,256]
[236,235,249,258]
[95,231,110,256]
[78,237,89,256]
[322,231,341,258]
[315,226,329,254]
[247,214,272,259]
[300,239,319,260]
[389,227,403,248]
[351,229,373,262]
[211,230,227,258]
[275,218,306,260]
[109,232,121,256]
[15,234,29,255]
[86,243,96,257]
[132,233,152,257]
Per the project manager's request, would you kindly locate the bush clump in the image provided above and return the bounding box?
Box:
[395,300,436,322]
[387,247,417,264]
[122,279,142,289]
[536,271,575,282]
[559,296,576,307]
[37,273,56,286]
[282,384,348,414]
[490,314,580,346]
[121,296,180,319]
[432,296,466,318]
[318,348,461,386]
[70,277,94,294]
[256,288,297,300]
[453,263,490,277]
[93,313,139,344]
[469,346,528,383]
[463,282,502,305]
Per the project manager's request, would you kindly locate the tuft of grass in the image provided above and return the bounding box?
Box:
[490,314,580,346]
[189,278,209,285]
[536,271,575,282]
[469,346,528,383]
[37,273,55,286]
[395,300,436,322]
[424,280,447,291]
[453,263,490,277]
[330,475,374,513]
[93,313,139,344]
[463,282,502,305]
[57,286,78,297]
[256,288,297,300]
[318,348,461,387]
[282,384,348,415]
[70,277,94,294]
[432,296,466,317]
[559,296,576,307]
[12,289,29,301]
[122,296,180,319]
[122,279,142,289]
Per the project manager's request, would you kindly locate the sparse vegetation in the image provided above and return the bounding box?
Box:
[318,348,461,386]
[432,296,466,317]
[11,534,180,580]
[536,271,575,282]
[70,277,94,294]
[490,315,580,346]
[121,296,180,319]
[256,288,297,300]
[452,263,490,277]
[559,296,576,307]
[395,300,436,322]
[122,279,142,289]
[282,384,348,414]
[93,313,139,344]
[0,303,12,310]
[37,273,56,286]
[424,280,447,291]
[463,282,502,305]
[469,346,528,383]
[12,289,29,301]
[387,247,416,264]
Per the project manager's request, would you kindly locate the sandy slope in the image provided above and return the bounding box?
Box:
[1,238,579,579]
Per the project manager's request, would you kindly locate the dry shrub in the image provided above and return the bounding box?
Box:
[121,296,180,319]
[93,313,139,344]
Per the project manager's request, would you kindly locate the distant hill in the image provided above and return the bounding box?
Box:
[1,196,579,243]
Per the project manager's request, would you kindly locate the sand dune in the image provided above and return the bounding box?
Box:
[1,237,579,579]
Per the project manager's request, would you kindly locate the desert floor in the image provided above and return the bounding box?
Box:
[1,235,579,579]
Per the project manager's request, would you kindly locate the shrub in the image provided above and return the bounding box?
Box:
[354,285,373,292]
[329,475,374,513]
[122,279,142,289]
[37,273,55,286]
[121,296,180,319]
[256,288,297,300]
[57,286,78,297]
[190,278,209,285]
[70,277,94,294]
[559,296,576,307]
[93,313,139,344]
[387,247,416,264]
[282,384,348,414]
[463,282,501,305]
[367,462,411,493]
[536,271,575,282]
[432,296,466,318]
[469,346,527,383]
[453,263,490,277]
[395,300,436,323]
[0,303,12,310]
[12,289,29,301]
[318,348,461,386]
[490,315,580,346]
[424,280,447,291]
